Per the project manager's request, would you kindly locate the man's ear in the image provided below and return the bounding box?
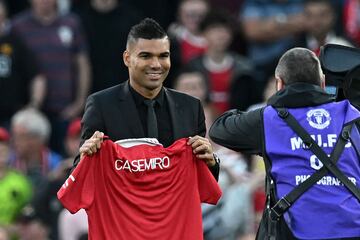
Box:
[275,76,285,91]
[123,50,130,67]
[320,74,326,89]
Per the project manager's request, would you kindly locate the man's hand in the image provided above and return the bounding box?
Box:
[187,135,216,167]
[79,131,104,160]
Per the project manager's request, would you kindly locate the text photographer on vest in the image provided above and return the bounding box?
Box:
[209,47,360,240]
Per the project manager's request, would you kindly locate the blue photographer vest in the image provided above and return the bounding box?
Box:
[264,100,360,239]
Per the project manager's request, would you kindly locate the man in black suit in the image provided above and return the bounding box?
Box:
[76,18,219,178]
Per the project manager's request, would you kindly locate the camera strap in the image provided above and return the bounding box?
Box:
[349,121,360,160]
[270,107,360,221]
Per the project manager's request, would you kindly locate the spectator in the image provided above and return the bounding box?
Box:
[168,0,209,65]
[64,118,81,158]
[0,0,45,128]
[188,11,255,113]
[173,69,262,239]
[297,0,352,55]
[12,0,91,154]
[207,0,248,56]
[173,69,218,137]
[173,69,208,101]
[343,0,360,46]
[75,0,143,93]
[0,127,32,226]
[35,118,82,240]
[240,0,306,94]
[9,108,62,200]
[16,205,49,240]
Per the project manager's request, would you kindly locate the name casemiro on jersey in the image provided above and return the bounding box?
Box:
[114,156,171,172]
[290,108,357,187]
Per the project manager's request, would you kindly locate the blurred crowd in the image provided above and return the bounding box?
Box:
[0,0,358,239]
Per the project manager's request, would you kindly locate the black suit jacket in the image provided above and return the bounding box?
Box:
[76,81,219,178]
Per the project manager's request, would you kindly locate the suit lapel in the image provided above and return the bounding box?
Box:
[117,81,145,137]
[165,88,182,140]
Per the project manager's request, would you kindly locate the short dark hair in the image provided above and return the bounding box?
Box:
[275,48,322,85]
[127,18,168,47]
[199,10,233,33]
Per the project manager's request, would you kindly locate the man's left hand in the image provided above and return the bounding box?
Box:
[187,135,216,167]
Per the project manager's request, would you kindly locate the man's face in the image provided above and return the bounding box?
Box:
[12,125,41,158]
[305,3,334,37]
[124,38,171,96]
[31,0,57,15]
[175,73,206,101]
[179,0,208,33]
[204,25,233,53]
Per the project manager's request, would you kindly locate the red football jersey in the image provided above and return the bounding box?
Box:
[57,138,222,240]
[208,67,233,113]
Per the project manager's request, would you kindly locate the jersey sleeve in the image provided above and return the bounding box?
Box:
[196,157,222,205]
[57,154,96,214]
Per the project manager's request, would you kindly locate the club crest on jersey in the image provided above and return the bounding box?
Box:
[306,109,331,130]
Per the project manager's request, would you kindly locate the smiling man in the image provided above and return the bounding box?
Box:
[74,18,219,177]
[66,18,220,239]
[123,31,171,99]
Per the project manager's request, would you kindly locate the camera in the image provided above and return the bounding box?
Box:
[319,44,360,110]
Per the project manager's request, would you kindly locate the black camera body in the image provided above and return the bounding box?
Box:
[319,44,360,109]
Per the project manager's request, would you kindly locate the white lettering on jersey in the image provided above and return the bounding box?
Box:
[115,156,170,172]
[62,175,75,189]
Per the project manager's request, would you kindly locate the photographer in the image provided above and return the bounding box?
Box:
[209,47,360,239]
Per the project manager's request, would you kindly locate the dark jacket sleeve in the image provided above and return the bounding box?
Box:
[73,94,105,168]
[209,108,264,155]
[80,94,106,145]
[196,101,220,181]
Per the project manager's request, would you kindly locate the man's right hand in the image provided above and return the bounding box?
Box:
[79,131,104,160]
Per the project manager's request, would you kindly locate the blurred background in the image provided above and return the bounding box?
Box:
[0,0,356,239]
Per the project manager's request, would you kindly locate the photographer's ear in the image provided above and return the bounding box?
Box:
[275,76,285,91]
[320,73,326,89]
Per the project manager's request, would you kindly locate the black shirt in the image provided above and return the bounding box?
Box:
[129,85,174,147]
[75,3,143,93]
